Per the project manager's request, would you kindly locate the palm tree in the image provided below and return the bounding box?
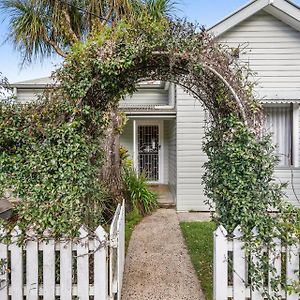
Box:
[0,0,176,63]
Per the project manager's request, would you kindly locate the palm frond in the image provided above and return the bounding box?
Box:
[1,0,53,63]
[143,0,177,19]
[0,0,177,64]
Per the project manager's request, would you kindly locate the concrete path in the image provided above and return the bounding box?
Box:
[177,212,212,222]
[121,209,205,300]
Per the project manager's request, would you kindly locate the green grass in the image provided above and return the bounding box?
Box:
[125,208,143,252]
[180,221,216,300]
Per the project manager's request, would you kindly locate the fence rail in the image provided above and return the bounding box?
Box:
[214,225,300,300]
[0,200,125,300]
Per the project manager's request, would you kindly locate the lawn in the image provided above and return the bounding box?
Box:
[180,221,216,300]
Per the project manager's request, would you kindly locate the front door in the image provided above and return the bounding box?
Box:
[137,123,161,182]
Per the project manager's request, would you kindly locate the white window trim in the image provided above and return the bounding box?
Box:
[264,103,299,169]
[292,103,299,168]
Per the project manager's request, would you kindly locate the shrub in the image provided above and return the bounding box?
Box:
[122,160,158,215]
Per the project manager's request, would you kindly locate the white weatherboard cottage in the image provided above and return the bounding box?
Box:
[11,0,300,211]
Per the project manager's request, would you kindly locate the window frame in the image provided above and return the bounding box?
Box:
[263,103,299,169]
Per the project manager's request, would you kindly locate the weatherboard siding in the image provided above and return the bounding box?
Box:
[163,121,169,184]
[175,89,300,211]
[120,120,134,159]
[16,89,43,103]
[218,10,300,209]
[176,87,208,211]
[274,169,300,208]
[120,88,168,106]
[16,87,168,106]
[219,10,300,98]
[168,119,177,203]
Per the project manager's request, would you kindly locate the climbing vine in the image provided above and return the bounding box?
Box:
[203,115,300,298]
[0,15,300,297]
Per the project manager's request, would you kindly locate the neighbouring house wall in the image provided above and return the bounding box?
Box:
[176,86,208,211]
[16,87,169,106]
[218,10,300,208]
[16,89,43,103]
[120,88,168,106]
[218,11,300,99]
[168,119,177,203]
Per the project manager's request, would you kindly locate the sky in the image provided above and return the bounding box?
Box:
[1,0,300,83]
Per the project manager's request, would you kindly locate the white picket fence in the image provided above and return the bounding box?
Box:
[214,225,300,300]
[0,200,125,300]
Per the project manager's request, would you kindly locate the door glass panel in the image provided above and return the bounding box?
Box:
[138,125,159,181]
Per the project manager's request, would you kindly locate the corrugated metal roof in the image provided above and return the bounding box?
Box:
[260,99,300,104]
[120,104,175,113]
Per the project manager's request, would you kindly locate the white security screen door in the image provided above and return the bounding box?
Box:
[137,125,160,181]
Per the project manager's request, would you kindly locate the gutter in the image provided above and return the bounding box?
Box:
[9,84,56,89]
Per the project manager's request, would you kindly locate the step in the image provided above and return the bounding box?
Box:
[158,202,176,209]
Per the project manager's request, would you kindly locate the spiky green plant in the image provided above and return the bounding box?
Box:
[122,162,158,215]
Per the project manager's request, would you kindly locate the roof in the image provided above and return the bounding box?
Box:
[10,76,56,88]
[11,77,168,89]
[209,0,300,36]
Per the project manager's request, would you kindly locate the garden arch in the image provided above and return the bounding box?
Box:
[59,20,262,134]
[56,18,276,230]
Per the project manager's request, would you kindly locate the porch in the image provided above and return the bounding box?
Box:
[120,118,177,206]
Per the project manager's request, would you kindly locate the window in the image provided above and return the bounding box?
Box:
[264,106,293,167]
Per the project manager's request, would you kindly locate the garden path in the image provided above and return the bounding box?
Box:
[121,208,205,300]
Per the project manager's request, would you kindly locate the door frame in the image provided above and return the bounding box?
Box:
[133,120,164,184]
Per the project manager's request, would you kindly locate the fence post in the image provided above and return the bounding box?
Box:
[109,203,121,299]
[268,237,281,298]
[60,239,72,300]
[94,225,108,300]
[0,228,8,300]
[214,225,228,300]
[26,231,39,300]
[11,227,23,299]
[42,233,55,300]
[117,200,125,300]
[251,227,264,300]
[286,243,299,300]
[77,226,90,299]
[233,225,246,299]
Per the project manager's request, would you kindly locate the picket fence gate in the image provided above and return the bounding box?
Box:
[0,200,125,300]
[214,225,300,300]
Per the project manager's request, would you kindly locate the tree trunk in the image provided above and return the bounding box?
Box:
[99,109,124,200]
